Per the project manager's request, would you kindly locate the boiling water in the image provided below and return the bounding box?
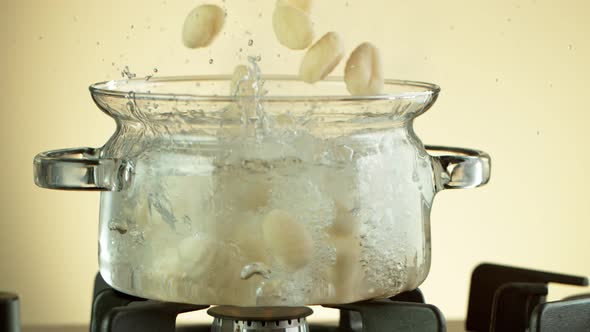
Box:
[98,60,436,305]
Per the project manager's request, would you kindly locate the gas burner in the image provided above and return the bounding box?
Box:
[208,306,313,332]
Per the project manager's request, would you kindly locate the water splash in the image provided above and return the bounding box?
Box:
[121,66,137,79]
[230,56,269,141]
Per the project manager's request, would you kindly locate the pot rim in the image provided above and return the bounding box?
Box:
[89,75,440,103]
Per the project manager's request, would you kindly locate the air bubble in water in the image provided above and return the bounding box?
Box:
[109,219,128,235]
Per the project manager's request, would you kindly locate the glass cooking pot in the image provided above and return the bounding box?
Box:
[33,76,490,306]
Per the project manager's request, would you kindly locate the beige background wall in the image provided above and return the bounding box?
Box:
[1,0,589,326]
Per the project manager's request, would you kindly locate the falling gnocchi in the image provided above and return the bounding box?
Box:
[344,42,385,95]
[182,4,225,49]
[182,2,386,97]
[299,32,345,83]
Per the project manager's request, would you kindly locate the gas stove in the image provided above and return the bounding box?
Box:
[2,263,590,331]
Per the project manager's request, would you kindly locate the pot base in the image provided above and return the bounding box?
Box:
[99,261,416,307]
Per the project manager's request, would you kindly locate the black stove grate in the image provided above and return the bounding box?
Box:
[0,292,19,332]
[466,263,589,332]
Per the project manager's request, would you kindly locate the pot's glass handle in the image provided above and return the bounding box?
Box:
[426,145,491,191]
[33,147,133,191]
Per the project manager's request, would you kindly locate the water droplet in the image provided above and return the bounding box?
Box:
[495,78,499,83]
[507,17,512,22]
[256,55,261,62]
[185,59,190,64]
[111,62,115,66]
[568,44,573,50]
[153,68,158,73]
[96,41,100,46]
[209,58,214,64]
[248,39,254,46]
[240,263,271,280]
[277,53,281,58]
[37,36,44,40]
[449,25,455,30]
[121,66,137,79]
[258,12,262,18]
[239,48,243,52]
[72,16,78,22]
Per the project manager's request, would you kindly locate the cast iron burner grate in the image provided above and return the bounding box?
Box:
[466,263,590,332]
